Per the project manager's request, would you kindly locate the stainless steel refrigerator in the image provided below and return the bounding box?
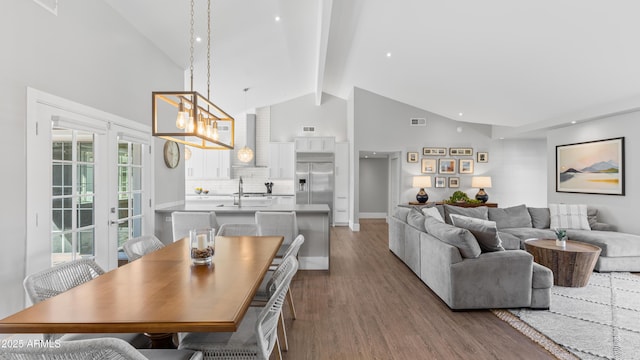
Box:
[296,154,334,216]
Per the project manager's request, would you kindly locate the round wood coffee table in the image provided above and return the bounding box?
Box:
[524,239,601,287]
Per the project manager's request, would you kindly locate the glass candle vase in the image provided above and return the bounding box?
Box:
[189,228,215,265]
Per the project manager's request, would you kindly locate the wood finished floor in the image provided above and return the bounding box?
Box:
[280,219,555,360]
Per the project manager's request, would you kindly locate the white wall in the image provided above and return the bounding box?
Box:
[269,92,347,142]
[351,87,547,228]
[547,111,640,234]
[0,0,183,317]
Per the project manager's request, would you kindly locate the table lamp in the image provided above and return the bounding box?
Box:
[471,176,492,203]
[412,176,432,203]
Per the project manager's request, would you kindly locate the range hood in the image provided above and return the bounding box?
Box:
[233,113,266,168]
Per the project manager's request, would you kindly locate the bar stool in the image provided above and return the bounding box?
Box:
[171,211,218,241]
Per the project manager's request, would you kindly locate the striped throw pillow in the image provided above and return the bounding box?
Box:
[548,204,591,230]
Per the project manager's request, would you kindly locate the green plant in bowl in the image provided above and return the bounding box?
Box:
[445,191,482,204]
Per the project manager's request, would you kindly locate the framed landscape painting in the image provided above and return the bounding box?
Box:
[556,137,624,195]
[421,158,437,173]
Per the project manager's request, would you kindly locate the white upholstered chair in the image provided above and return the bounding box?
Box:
[254,211,298,258]
[216,223,261,236]
[122,235,164,261]
[171,211,218,242]
[22,259,150,348]
[179,257,299,360]
[0,337,203,360]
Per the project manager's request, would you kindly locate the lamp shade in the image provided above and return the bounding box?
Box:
[412,176,432,188]
[472,176,492,188]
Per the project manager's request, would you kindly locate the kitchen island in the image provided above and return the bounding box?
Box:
[155,203,330,270]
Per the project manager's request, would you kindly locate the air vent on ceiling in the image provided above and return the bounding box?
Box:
[302,126,316,134]
[410,118,427,126]
[34,0,58,15]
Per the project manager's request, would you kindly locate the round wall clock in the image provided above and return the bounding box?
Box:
[163,140,180,169]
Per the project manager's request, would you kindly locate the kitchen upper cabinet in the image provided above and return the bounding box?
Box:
[334,142,349,225]
[294,136,335,153]
[185,148,230,180]
[269,142,294,179]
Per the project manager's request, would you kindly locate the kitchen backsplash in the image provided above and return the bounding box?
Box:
[186,167,294,195]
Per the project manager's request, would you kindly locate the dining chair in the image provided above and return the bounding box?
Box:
[251,234,304,351]
[172,211,218,242]
[122,235,164,261]
[0,337,203,360]
[216,223,261,236]
[22,259,150,348]
[178,257,299,360]
[255,211,298,258]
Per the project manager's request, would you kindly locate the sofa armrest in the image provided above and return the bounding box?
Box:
[449,250,533,309]
[591,222,615,231]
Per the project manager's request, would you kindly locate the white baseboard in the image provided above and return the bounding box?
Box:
[349,221,360,232]
[359,212,387,219]
[299,256,329,270]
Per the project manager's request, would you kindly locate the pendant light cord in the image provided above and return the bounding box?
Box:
[207,0,211,100]
[189,0,195,92]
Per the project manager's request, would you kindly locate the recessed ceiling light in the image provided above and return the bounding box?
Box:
[386,52,392,58]
[365,155,369,159]
[571,120,577,124]
[196,37,202,43]
[373,152,377,155]
[275,16,281,22]
[458,112,463,117]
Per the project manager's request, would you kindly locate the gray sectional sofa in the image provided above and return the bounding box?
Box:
[389,203,640,310]
[389,205,553,310]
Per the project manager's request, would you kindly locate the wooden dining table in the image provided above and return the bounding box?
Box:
[0,235,282,347]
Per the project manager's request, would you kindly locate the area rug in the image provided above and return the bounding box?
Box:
[493,272,640,360]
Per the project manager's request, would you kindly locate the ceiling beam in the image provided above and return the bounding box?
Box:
[314,0,333,106]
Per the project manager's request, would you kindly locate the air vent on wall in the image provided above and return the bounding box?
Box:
[34,0,58,15]
[410,118,427,126]
[302,126,316,134]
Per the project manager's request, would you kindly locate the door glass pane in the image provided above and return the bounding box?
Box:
[132,218,142,238]
[77,196,94,228]
[132,193,142,216]
[132,143,142,165]
[118,221,129,248]
[78,229,95,257]
[77,164,94,194]
[132,167,142,191]
[118,143,128,165]
[118,194,129,219]
[118,166,129,192]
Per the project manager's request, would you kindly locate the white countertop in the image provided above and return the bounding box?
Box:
[156,203,330,214]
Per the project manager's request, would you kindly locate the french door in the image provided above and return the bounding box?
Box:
[27,89,153,278]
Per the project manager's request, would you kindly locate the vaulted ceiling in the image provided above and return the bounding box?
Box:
[104,0,640,132]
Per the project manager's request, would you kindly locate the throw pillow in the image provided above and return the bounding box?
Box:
[424,216,481,258]
[407,208,426,232]
[487,204,532,229]
[443,204,489,225]
[422,206,444,223]
[450,214,505,252]
[528,207,551,229]
[548,204,591,230]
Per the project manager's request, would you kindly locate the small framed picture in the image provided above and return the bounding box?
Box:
[435,177,446,188]
[449,177,460,188]
[459,159,474,174]
[439,159,457,174]
[477,152,488,163]
[421,158,437,174]
[423,147,447,156]
[407,152,419,163]
[449,147,473,156]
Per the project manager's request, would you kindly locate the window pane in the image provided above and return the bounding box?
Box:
[78,230,95,257]
[52,140,72,161]
[77,136,94,162]
[77,196,94,228]
[118,193,129,219]
[119,166,129,192]
[118,221,129,247]
[77,164,94,195]
[52,163,63,196]
[131,143,142,165]
[132,218,142,238]
[132,192,142,216]
[131,167,142,191]
[63,164,72,195]
[118,143,128,165]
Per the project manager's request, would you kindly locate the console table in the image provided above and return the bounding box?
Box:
[435,202,498,208]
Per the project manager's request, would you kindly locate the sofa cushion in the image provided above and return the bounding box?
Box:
[422,206,444,223]
[500,228,556,244]
[392,206,411,222]
[424,216,481,259]
[566,229,640,257]
[497,231,522,250]
[488,204,532,229]
[407,208,426,232]
[528,207,550,229]
[549,204,591,230]
[443,204,489,225]
[450,214,504,252]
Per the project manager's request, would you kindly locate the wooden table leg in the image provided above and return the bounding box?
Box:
[145,333,178,349]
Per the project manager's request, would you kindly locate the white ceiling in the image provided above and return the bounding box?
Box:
[104,0,640,131]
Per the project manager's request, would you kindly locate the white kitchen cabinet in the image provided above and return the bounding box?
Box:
[185,148,230,180]
[273,195,295,205]
[268,142,295,179]
[334,142,349,225]
[294,136,335,153]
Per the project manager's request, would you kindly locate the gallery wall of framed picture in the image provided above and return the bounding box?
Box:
[407,146,490,188]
